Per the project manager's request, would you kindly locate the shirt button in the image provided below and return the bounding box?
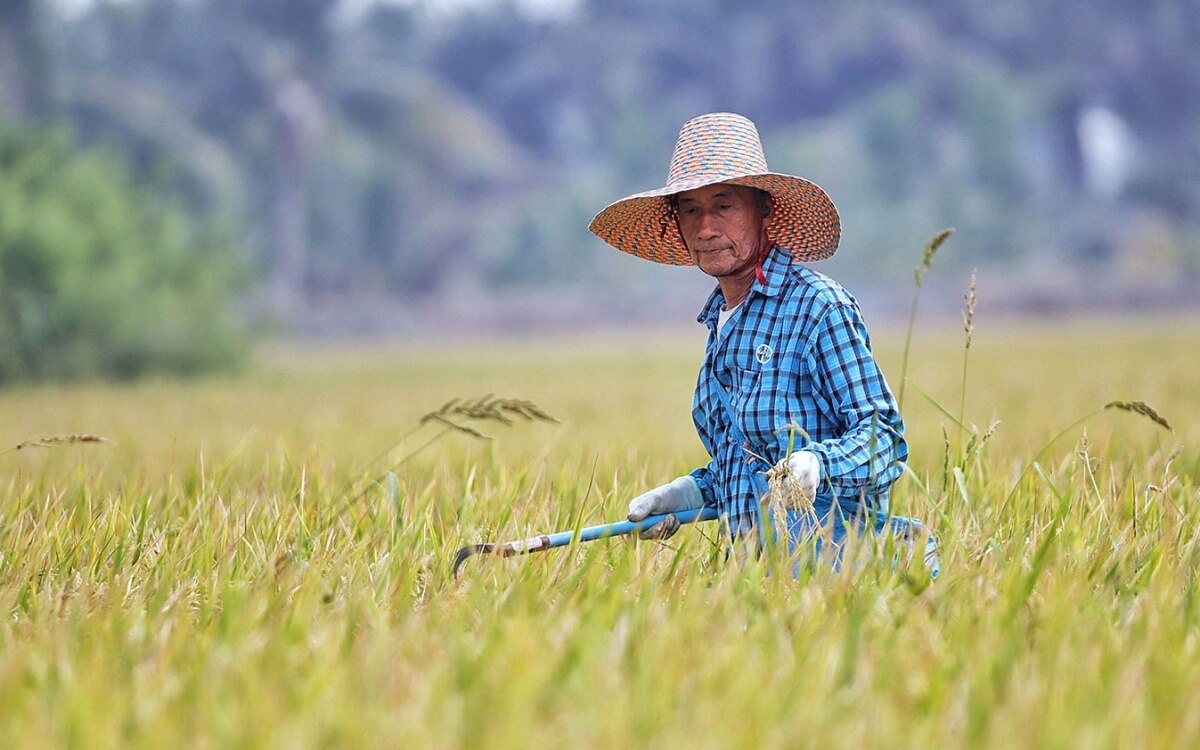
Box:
[724,386,731,393]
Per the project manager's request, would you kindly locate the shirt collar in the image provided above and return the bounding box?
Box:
[755,244,789,298]
[695,244,789,325]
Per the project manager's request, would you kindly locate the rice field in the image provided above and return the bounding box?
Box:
[1,318,1198,748]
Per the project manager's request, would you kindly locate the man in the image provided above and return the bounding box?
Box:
[589,112,938,576]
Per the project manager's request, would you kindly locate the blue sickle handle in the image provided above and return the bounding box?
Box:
[451,506,720,577]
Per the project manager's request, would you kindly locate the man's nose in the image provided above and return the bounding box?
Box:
[696,210,721,239]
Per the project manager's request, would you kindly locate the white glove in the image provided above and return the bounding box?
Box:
[627,475,704,540]
[772,450,820,507]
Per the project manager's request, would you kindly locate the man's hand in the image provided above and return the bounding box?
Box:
[627,476,704,541]
[771,450,821,507]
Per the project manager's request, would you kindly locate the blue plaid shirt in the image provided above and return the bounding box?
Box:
[689,245,907,530]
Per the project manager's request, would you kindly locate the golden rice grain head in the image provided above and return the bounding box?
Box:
[1104,401,1173,431]
[10,433,113,452]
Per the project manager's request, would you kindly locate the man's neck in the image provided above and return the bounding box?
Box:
[717,272,755,309]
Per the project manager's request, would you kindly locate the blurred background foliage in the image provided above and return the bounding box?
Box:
[1,0,1198,357]
[0,121,249,382]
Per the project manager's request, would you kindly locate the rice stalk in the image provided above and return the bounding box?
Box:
[958,269,978,444]
[756,425,819,559]
[399,394,557,458]
[898,227,954,412]
[330,395,560,526]
[1104,401,1172,431]
[1001,399,1175,512]
[964,420,1002,467]
[3,434,112,454]
[421,414,492,441]
[941,424,952,491]
[762,460,818,550]
[420,394,560,434]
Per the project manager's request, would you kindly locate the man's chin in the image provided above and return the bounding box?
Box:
[697,258,737,277]
[695,253,728,272]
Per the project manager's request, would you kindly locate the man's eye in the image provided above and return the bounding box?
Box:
[681,207,697,215]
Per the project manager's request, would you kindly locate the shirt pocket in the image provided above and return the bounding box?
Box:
[733,366,780,455]
[730,367,760,410]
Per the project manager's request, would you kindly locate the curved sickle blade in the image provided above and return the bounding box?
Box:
[451,543,497,578]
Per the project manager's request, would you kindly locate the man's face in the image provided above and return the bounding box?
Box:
[675,183,769,281]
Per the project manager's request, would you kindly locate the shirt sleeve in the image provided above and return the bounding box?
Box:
[688,460,719,506]
[801,302,907,498]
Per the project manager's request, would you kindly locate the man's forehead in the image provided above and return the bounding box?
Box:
[676,183,754,203]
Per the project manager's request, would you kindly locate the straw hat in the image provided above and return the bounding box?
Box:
[588,112,840,266]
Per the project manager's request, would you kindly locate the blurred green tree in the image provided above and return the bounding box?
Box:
[0,122,251,383]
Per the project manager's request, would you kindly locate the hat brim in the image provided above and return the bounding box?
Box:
[588,173,841,266]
